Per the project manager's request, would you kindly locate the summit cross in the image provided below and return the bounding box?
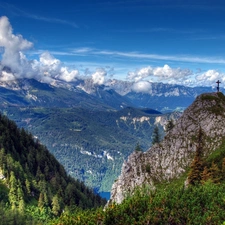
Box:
[216,80,221,92]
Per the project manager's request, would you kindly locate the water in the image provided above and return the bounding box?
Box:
[98,192,110,200]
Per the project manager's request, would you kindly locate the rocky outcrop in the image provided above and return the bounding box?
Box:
[109,92,225,204]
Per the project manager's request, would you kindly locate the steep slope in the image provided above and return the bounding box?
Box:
[109,92,225,203]
[0,113,106,214]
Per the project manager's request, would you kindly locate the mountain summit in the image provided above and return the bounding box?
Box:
[109,92,225,204]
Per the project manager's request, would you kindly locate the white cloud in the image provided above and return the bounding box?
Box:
[0,16,80,83]
[40,51,61,68]
[132,80,152,93]
[126,65,225,88]
[195,70,225,86]
[0,16,33,75]
[38,52,79,82]
[153,64,192,79]
[0,16,224,89]
[92,68,107,85]
[127,64,193,84]
[127,66,153,82]
[0,70,15,81]
[58,67,79,82]
[94,50,225,64]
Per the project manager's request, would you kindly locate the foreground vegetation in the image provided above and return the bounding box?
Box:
[50,182,225,225]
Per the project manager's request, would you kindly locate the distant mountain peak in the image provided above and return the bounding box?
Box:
[108,92,225,204]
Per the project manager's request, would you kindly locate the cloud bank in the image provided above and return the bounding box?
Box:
[127,65,225,93]
[127,65,193,83]
[0,16,224,91]
[0,16,110,85]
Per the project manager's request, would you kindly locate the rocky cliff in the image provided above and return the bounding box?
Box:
[109,92,225,204]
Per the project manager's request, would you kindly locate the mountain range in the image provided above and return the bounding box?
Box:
[0,76,221,193]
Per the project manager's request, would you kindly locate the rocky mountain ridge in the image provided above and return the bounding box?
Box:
[109,92,225,204]
[0,77,220,112]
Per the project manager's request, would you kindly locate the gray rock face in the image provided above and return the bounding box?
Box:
[109,92,225,204]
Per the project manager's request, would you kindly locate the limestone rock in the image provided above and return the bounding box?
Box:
[108,92,225,204]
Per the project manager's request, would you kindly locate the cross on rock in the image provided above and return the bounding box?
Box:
[216,80,221,92]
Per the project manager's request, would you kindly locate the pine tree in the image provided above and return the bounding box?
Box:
[152,126,161,145]
[188,128,204,185]
[135,142,142,152]
[52,195,61,216]
[17,180,24,202]
[8,171,17,210]
[18,199,25,213]
[201,166,211,184]
[209,162,221,183]
[165,119,175,132]
[38,192,45,209]
[25,178,31,195]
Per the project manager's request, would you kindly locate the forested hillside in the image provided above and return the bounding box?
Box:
[0,113,106,224]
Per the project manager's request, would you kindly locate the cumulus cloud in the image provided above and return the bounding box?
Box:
[92,68,107,85]
[195,70,225,86]
[132,80,152,93]
[0,16,33,75]
[59,67,79,82]
[0,16,79,83]
[0,16,224,89]
[127,66,153,82]
[127,64,193,84]
[153,65,192,80]
[127,64,225,89]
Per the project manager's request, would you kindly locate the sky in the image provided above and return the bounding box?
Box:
[1,0,225,89]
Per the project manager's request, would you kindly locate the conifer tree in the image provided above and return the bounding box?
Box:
[135,142,142,152]
[188,127,204,185]
[209,162,221,183]
[165,119,175,132]
[38,192,45,209]
[52,195,61,216]
[17,180,24,203]
[8,171,17,210]
[25,178,31,195]
[152,126,161,145]
[18,198,25,213]
[201,166,211,184]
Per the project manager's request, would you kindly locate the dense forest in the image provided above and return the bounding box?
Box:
[0,113,106,224]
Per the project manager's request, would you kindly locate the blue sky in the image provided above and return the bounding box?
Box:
[1,0,225,87]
